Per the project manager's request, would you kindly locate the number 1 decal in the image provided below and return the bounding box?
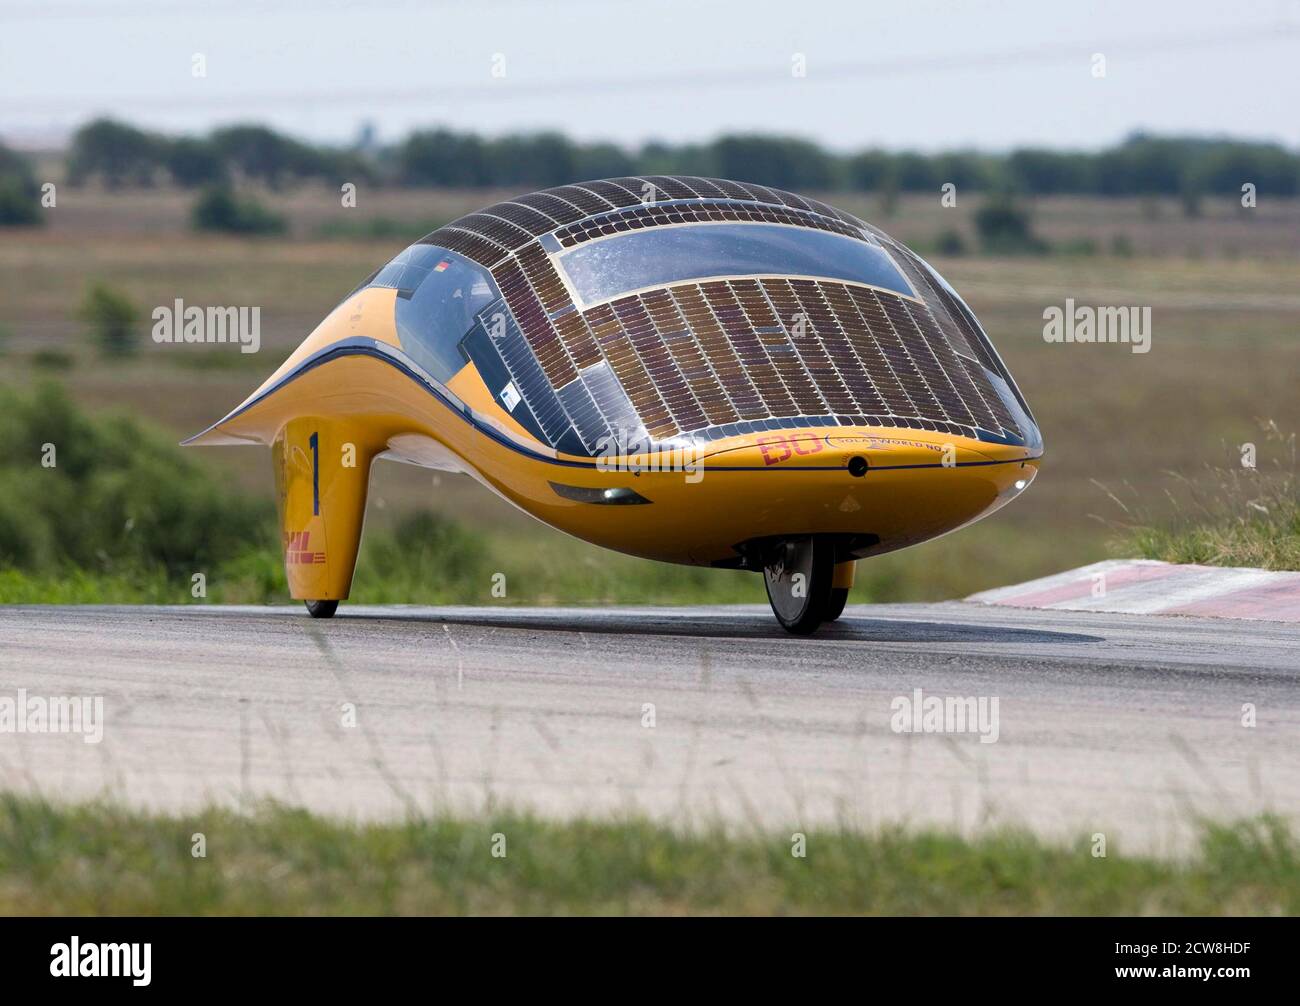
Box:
[309,431,320,515]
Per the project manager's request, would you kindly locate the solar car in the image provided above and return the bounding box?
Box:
[186,176,1042,633]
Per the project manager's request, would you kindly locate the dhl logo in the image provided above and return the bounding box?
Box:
[282,530,326,565]
[756,434,825,466]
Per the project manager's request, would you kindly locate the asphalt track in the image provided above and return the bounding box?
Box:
[2,602,1298,855]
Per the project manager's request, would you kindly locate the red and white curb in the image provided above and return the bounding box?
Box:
[967,559,1300,622]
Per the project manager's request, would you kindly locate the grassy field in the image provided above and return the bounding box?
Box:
[1,186,1297,602]
[0,793,1294,915]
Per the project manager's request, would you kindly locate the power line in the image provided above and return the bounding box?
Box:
[4,22,1297,117]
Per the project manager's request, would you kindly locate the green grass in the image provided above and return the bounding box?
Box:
[1129,509,1300,570]
[1114,424,1300,571]
[0,794,1294,915]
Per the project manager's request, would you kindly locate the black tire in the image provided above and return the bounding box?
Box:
[304,599,338,619]
[825,587,849,622]
[763,536,835,635]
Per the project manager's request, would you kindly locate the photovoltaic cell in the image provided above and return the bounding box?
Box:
[701,281,799,419]
[679,176,730,199]
[421,225,506,267]
[880,240,1029,431]
[610,295,708,434]
[640,288,740,429]
[494,258,577,388]
[449,213,534,252]
[580,360,644,444]
[735,180,784,205]
[774,280,860,417]
[402,176,1034,453]
[487,306,571,447]
[546,184,617,215]
[704,177,762,201]
[551,200,864,249]
[670,285,766,421]
[479,201,559,238]
[512,191,589,227]
[579,179,645,207]
[638,175,703,200]
[767,186,813,212]
[584,302,675,440]
[555,376,609,453]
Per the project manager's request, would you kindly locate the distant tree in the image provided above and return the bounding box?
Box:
[210,124,326,188]
[1123,135,1190,194]
[398,129,491,186]
[67,118,164,187]
[52,116,1300,199]
[487,133,577,187]
[636,140,714,177]
[572,142,636,182]
[191,186,287,235]
[1197,142,1299,198]
[973,193,1045,254]
[1094,133,1203,197]
[877,179,900,218]
[845,150,894,192]
[892,151,936,192]
[930,150,991,192]
[78,283,140,357]
[166,137,229,187]
[0,143,42,226]
[322,149,379,187]
[934,228,968,256]
[1006,148,1094,195]
[710,135,835,190]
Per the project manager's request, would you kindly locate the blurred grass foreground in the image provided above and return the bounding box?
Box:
[0,793,1295,915]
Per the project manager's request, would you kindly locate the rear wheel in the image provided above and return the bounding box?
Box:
[763,536,835,635]
[304,599,338,619]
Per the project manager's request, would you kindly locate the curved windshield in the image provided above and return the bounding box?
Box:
[554,222,914,308]
[367,243,500,382]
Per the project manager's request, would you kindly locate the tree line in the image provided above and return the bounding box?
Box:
[2,117,1298,217]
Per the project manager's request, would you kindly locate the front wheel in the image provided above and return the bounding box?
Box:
[824,587,850,622]
[304,599,339,618]
[763,536,835,635]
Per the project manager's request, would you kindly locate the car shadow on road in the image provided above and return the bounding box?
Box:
[343,607,1104,646]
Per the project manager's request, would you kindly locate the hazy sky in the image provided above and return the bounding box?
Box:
[2,0,1298,151]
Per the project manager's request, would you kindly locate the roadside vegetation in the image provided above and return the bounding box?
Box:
[1112,423,1300,571]
[0,793,1294,915]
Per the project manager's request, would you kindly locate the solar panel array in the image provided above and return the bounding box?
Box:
[416,177,1032,455]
